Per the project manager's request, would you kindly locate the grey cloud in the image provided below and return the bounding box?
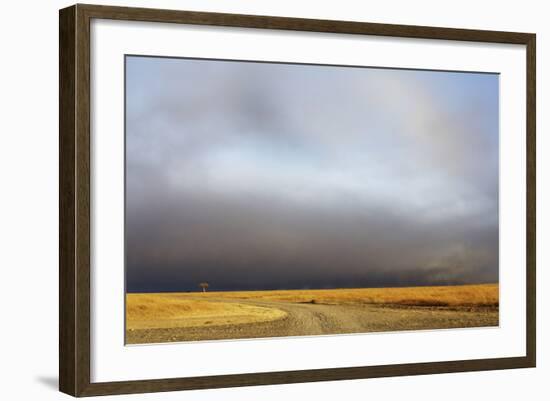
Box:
[125,56,499,292]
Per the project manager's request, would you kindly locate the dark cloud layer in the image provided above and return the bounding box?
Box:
[125,56,499,293]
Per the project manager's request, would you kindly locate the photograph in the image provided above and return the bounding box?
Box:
[124,55,500,345]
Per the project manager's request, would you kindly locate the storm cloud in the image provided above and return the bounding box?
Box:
[125,56,499,293]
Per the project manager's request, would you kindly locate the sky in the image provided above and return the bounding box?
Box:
[125,55,499,293]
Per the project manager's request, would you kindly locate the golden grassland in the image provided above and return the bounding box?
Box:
[126,284,498,331]
[203,283,499,307]
[126,293,287,330]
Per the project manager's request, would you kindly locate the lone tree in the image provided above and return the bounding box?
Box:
[199,282,209,293]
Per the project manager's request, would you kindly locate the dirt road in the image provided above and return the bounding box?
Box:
[126,297,498,344]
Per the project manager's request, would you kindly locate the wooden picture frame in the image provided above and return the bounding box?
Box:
[59,3,536,397]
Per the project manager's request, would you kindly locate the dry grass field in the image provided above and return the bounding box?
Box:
[195,283,499,307]
[126,284,498,344]
[126,293,286,330]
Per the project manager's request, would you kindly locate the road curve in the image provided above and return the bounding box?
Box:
[126,297,498,344]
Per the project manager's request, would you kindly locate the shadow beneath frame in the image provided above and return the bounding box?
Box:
[35,376,58,391]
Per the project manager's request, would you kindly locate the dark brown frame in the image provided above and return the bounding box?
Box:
[59,3,536,397]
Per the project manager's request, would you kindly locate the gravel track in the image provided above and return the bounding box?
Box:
[126,297,498,344]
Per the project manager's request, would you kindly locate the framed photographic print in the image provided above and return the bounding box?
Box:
[59,4,536,397]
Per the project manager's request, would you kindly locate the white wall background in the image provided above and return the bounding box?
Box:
[0,0,546,400]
